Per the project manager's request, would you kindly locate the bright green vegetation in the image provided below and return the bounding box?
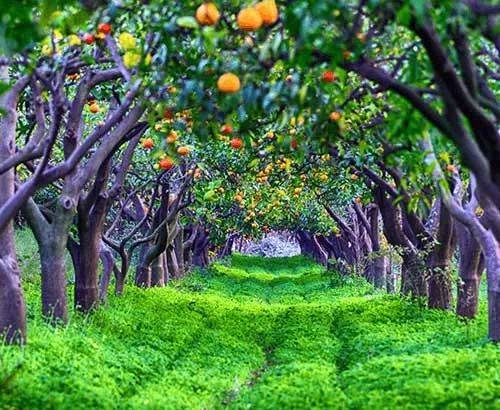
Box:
[1,250,498,409]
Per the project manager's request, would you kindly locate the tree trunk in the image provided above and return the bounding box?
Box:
[0,249,26,344]
[135,245,151,287]
[114,264,126,295]
[151,255,165,287]
[456,222,483,318]
[167,246,180,278]
[174,230,185,278]
[368,206,386,289]
[40,231,69,323]
[428,201,455,310]
[386,258,396,294]
[485,243,500,342]
[192,229,209,268]
[401,252,427,297]
[72,212,104,312]
[0,66,26,344]
[99,242,115,302]
[23,197,73,324]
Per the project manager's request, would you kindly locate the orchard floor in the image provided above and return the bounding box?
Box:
[1,251,499,409]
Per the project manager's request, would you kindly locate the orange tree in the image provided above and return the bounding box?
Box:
[1,0,499,342]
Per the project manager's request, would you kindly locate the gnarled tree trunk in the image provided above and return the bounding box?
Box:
[428,201,455,309]
[0,67,26,343]
[456,222,484,318]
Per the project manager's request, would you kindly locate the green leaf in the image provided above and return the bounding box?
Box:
[177,16,198,29]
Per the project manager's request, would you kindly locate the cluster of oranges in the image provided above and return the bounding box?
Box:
[82,23,112,46]
[197,2,279,95]
[195,1,278,30]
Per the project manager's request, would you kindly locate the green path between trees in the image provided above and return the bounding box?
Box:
[1,254,499,409]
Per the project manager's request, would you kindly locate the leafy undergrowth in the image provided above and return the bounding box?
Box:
[0,253,498,409]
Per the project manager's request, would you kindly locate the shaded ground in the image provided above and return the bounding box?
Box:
[0,252,498,409]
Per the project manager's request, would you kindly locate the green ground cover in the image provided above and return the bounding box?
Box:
[0,236,498,409]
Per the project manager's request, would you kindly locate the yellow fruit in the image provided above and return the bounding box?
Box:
[255,1,279,26]
[217,73,241,93]
[196,3,220,26]
[119,32,137,51]
[237,7,263,31]
[123,51,141,69]
[67,34,82,46]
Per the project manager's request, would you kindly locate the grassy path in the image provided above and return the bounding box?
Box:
[0,255,498,409]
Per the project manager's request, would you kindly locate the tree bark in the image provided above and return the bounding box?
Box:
[0,67,27,344]
[151,254,165,287]
[456,222,483,318]
[428,201,455,309]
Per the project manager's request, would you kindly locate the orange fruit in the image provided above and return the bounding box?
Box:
[142,138,154,149]
[82,33,95,45]
[234,194,243,202]
[98,23,112,35]
[217,73,241,93]
[355,197,362,204]
[230,137,244,150]
[89,103,100,114]
[255,0,279,26]
[221,124,233,135]
[343,50,352,60]
[237,7,263,31]
[166,131,178,143]
[177,146,190,156]
[329,111,341,121]
[322,70,336,83]
[195,2,221,26]
[159,157,174,170]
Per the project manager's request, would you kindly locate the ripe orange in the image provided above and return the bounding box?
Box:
[221,124,233,135]
[255,0,279,26]
[234,194,243,203]
[166,131,178,144]
[196,2,220,25]
[98,23,112,35]
[217,73,241,93]
[230,137,244,150]
[82,33,95,45]
[177,146,190,156]
[89,103,100,114]
[322,70,336,83]
[159,157,174,170]
[355,197,362,204]
[329,111,341,121]
[237,7,263,31]
[142,138,154,149]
